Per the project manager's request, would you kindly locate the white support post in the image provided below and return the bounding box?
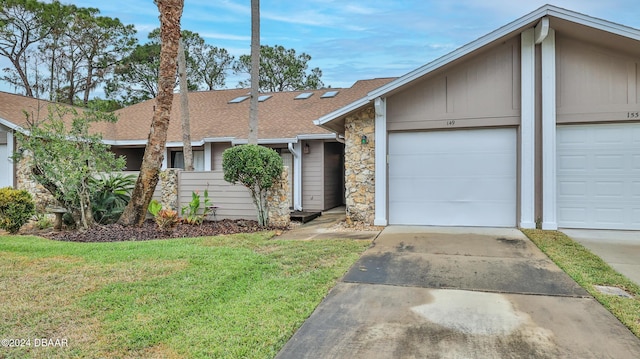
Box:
[203,142,212,171]
[520,28,536,229]
[162,148,168,170]
[4,131,15,187]
[541,28,558,230]
[288,142,303,211]
[374,97,388,226]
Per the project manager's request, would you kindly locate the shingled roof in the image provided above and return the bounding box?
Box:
[1,77,396,144]
[111,77,396,144]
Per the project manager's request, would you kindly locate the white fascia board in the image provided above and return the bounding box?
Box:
[367,5,640,101]
[314,97,372,128]
[101,139,147,146]
[102,139,206,147]
[368,8,550,100]
[296,133,337,141]
[203,137,236,143]
[230,134,336,146]
[545,6,640,40]
[231,138,298,145]
[0,118,26,134]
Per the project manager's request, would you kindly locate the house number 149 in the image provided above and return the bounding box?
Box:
[628,112,640,119]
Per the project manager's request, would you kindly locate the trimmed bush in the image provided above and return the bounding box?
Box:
[0,187,35,234]
[222,144,283,226]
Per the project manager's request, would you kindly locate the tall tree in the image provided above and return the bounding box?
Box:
[118,0,183,226]
[248,0,259,144]
[191,43,234,90]
[66,11,136,105]
[235,44,324,92]
[0,0,65,97]
[106,29,207,105]
[177,39,193,171]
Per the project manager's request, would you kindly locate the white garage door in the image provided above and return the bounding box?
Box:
[388,128,517,227]
[557,123,640,230]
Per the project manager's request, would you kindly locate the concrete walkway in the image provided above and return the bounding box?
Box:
[277,226,640,358]
[276,207,380,241]
[562,229,640,286]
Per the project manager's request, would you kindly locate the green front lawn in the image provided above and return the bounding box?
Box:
[522,229,640,338]
[0,233,370,358]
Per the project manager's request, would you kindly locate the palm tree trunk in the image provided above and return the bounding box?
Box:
[248,0,260,144]
[178,39,193,171]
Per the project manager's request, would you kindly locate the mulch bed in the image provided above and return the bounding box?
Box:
[36,219,273,242]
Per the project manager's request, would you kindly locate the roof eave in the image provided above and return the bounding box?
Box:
[369,5,640,100]
[314,97,372,134]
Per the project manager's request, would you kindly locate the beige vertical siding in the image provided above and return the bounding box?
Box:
[302,140,324,210]
[178,171,256,221]
[387,37,521,131]
[323,142,344,209]
[211,143,231,171]
[556,35,640,123]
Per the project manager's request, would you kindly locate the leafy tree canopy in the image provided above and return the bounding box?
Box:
[235,44,324,92]
[13,105,126,229]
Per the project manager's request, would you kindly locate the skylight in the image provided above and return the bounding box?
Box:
[321,90,339,98]
[228,95,249,103]
[295,92,314,100]
[258,95,272,102]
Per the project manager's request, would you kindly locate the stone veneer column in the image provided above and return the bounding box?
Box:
[159,168,181,210]
[15,152,56,212]
[344,107,376,225]
[267,166,291,228]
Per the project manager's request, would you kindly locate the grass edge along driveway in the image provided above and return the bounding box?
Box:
[0,232,371,358]
[522,229,640,339]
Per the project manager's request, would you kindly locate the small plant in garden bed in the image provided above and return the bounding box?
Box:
[181,189,212,225]
[148,200,179,230]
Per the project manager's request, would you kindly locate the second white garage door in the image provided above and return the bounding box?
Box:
[388,128,517,227]
[557,123,640,230]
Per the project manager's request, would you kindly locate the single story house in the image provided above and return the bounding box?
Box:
[316,4,640,231]
[0,77,394,213]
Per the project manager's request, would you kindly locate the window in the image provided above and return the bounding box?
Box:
[321,90,339,98]
[228,95,249,103]
[171,150,205,171]
[295,92,314,100]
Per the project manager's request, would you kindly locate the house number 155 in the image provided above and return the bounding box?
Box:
[628,112,639,119]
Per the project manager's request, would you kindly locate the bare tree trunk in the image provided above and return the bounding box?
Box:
[178,39,193,171]
[118,0,184,226]
[248,0,260,144]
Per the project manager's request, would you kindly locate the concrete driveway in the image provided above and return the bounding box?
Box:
[562,229,640,285]
[276,226,640,359]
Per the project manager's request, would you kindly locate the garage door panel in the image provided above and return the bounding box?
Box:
[558,123,640,230]
[389,128,516,227]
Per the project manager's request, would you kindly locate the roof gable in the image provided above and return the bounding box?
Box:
[315,4,640,132]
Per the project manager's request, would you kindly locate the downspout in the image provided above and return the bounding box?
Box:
[288,142,303,211]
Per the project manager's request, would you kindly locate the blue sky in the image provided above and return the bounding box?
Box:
[3,1,640,93]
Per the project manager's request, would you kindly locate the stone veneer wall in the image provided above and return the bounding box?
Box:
[344,107,376,225]
[267,166,291,228]
[159,168,180,210]
[15,153,57,212]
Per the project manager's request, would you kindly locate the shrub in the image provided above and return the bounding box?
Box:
[0,187,36,234]
[90,173,136,224]
[222,145,283,226]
